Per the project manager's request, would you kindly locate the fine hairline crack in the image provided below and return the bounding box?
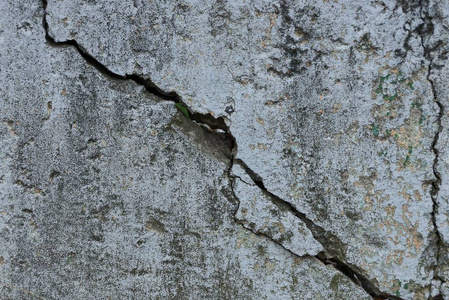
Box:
[41,1,402,299]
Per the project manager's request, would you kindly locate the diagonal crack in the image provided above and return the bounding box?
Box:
[41,0,231,137]
[232,159,348,260]
[230,159,404,300]
[41,1,404,299]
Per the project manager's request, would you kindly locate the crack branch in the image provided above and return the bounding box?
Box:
[231,159,404,300]
[41,1,404,299]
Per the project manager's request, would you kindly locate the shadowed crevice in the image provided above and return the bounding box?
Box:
[231,159,405,300]
[41,1,405,299]
[41,0,231,137]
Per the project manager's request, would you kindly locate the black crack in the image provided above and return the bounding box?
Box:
[230,159,404,300]
[41,0,402,299]
[418,1,444,298]
[41,0,232,139]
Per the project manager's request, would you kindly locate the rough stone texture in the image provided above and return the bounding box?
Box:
[42,0,445,298]
[0,1,371,299]
[1,0,448,299]
[232,163,323,257]
[425,0,449,298]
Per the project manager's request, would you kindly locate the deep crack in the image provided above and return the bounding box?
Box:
[41,1,406,299]
[231,160,404,300]
[41,0,231,137]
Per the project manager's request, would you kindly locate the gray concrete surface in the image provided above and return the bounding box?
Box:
[0,0,448,299]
